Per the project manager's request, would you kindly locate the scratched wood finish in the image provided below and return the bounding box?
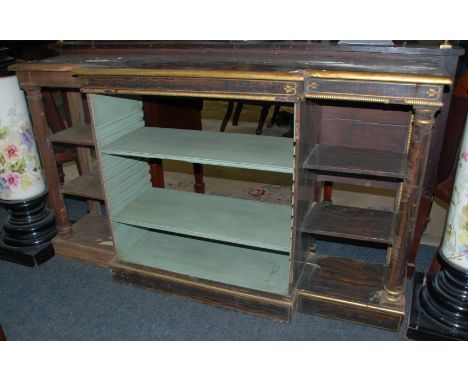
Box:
[52,214,114,266]
[295,254,404,330]
[302,202,396,244]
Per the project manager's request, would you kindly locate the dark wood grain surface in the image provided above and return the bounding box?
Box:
[295,253,404,330]
[302,202,396,244]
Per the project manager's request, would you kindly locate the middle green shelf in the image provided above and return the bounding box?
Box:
[111,187,292,252]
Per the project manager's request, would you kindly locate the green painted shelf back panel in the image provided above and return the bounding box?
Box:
[118,226,290,296]
[112,187,292,252]
[102,127,294,173]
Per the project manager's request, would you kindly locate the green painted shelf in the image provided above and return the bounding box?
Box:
[101,127,294,173]
[112,187,292,252]
[117,226,290,296]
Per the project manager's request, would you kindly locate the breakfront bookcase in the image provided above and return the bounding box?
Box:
[11,42,462,330]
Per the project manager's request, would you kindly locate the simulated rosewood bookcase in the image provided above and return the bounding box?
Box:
[10,43,461,330]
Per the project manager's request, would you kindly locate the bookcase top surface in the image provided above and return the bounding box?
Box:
[9,45,455,85]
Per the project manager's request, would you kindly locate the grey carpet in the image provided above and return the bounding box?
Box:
[0,198,436,340]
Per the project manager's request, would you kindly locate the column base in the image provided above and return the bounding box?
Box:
[0,191,57,267]
[407,265,468,340]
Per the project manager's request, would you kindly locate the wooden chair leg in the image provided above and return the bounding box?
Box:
[220,101,234,132]
[323,181,333,202]
[57,162,65,185]
[268,104,281,128]
[0,324,5,341]
[255,104,271,135]
[193,163,205,194]
[149,158,165,188]
[232,102,243,126]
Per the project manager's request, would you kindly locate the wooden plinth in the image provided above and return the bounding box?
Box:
[295,253,405,331]
[110,260,294,322]
[52,213,114,266]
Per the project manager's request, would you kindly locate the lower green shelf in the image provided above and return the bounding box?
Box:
[116,224,290,296]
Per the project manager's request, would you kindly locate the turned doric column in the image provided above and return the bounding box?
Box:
[24,86,72,236]
[384,107,438,301]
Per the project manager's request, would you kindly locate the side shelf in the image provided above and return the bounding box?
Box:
[61,173,103,200]
[302,202,396,244]
[304,144,407,179]
[50,124,94,146]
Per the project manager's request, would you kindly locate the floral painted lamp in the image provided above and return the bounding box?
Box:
[0,48,57,266]
[407,114,468,340]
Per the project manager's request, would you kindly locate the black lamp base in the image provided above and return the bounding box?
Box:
[0,236,55,266]
[0,191,57,267]
[406,255,468,341]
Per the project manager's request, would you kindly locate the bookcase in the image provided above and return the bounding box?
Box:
[11,42,461,329]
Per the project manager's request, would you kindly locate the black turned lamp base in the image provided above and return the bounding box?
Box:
[407,255,468,341]
[0,191,57,267]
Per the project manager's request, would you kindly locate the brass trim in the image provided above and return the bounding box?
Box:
[404,99,443,107]
[383,285,403,296]
[306,81,444,102]
[296,289,404,315]
[296,292,403,331]
[413,118,435,125]
[305,93,390,104]
[74,68,305,81]
[81,88,284,101]
[111,261,293,307]
[307,70,452,85]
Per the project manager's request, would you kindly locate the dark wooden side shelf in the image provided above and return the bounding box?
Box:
[302,202,396,245]
[295,253,404,330]
[50,124,94,146]
[60,173,103,200]
[304,144,407,179]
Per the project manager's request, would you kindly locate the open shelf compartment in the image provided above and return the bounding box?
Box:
[113,224,290,296]
[101,126,293,174]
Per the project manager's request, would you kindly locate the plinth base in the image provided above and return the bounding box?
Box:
[406,272,468,340]
[0,191,57,267]
[0,232,55,267]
